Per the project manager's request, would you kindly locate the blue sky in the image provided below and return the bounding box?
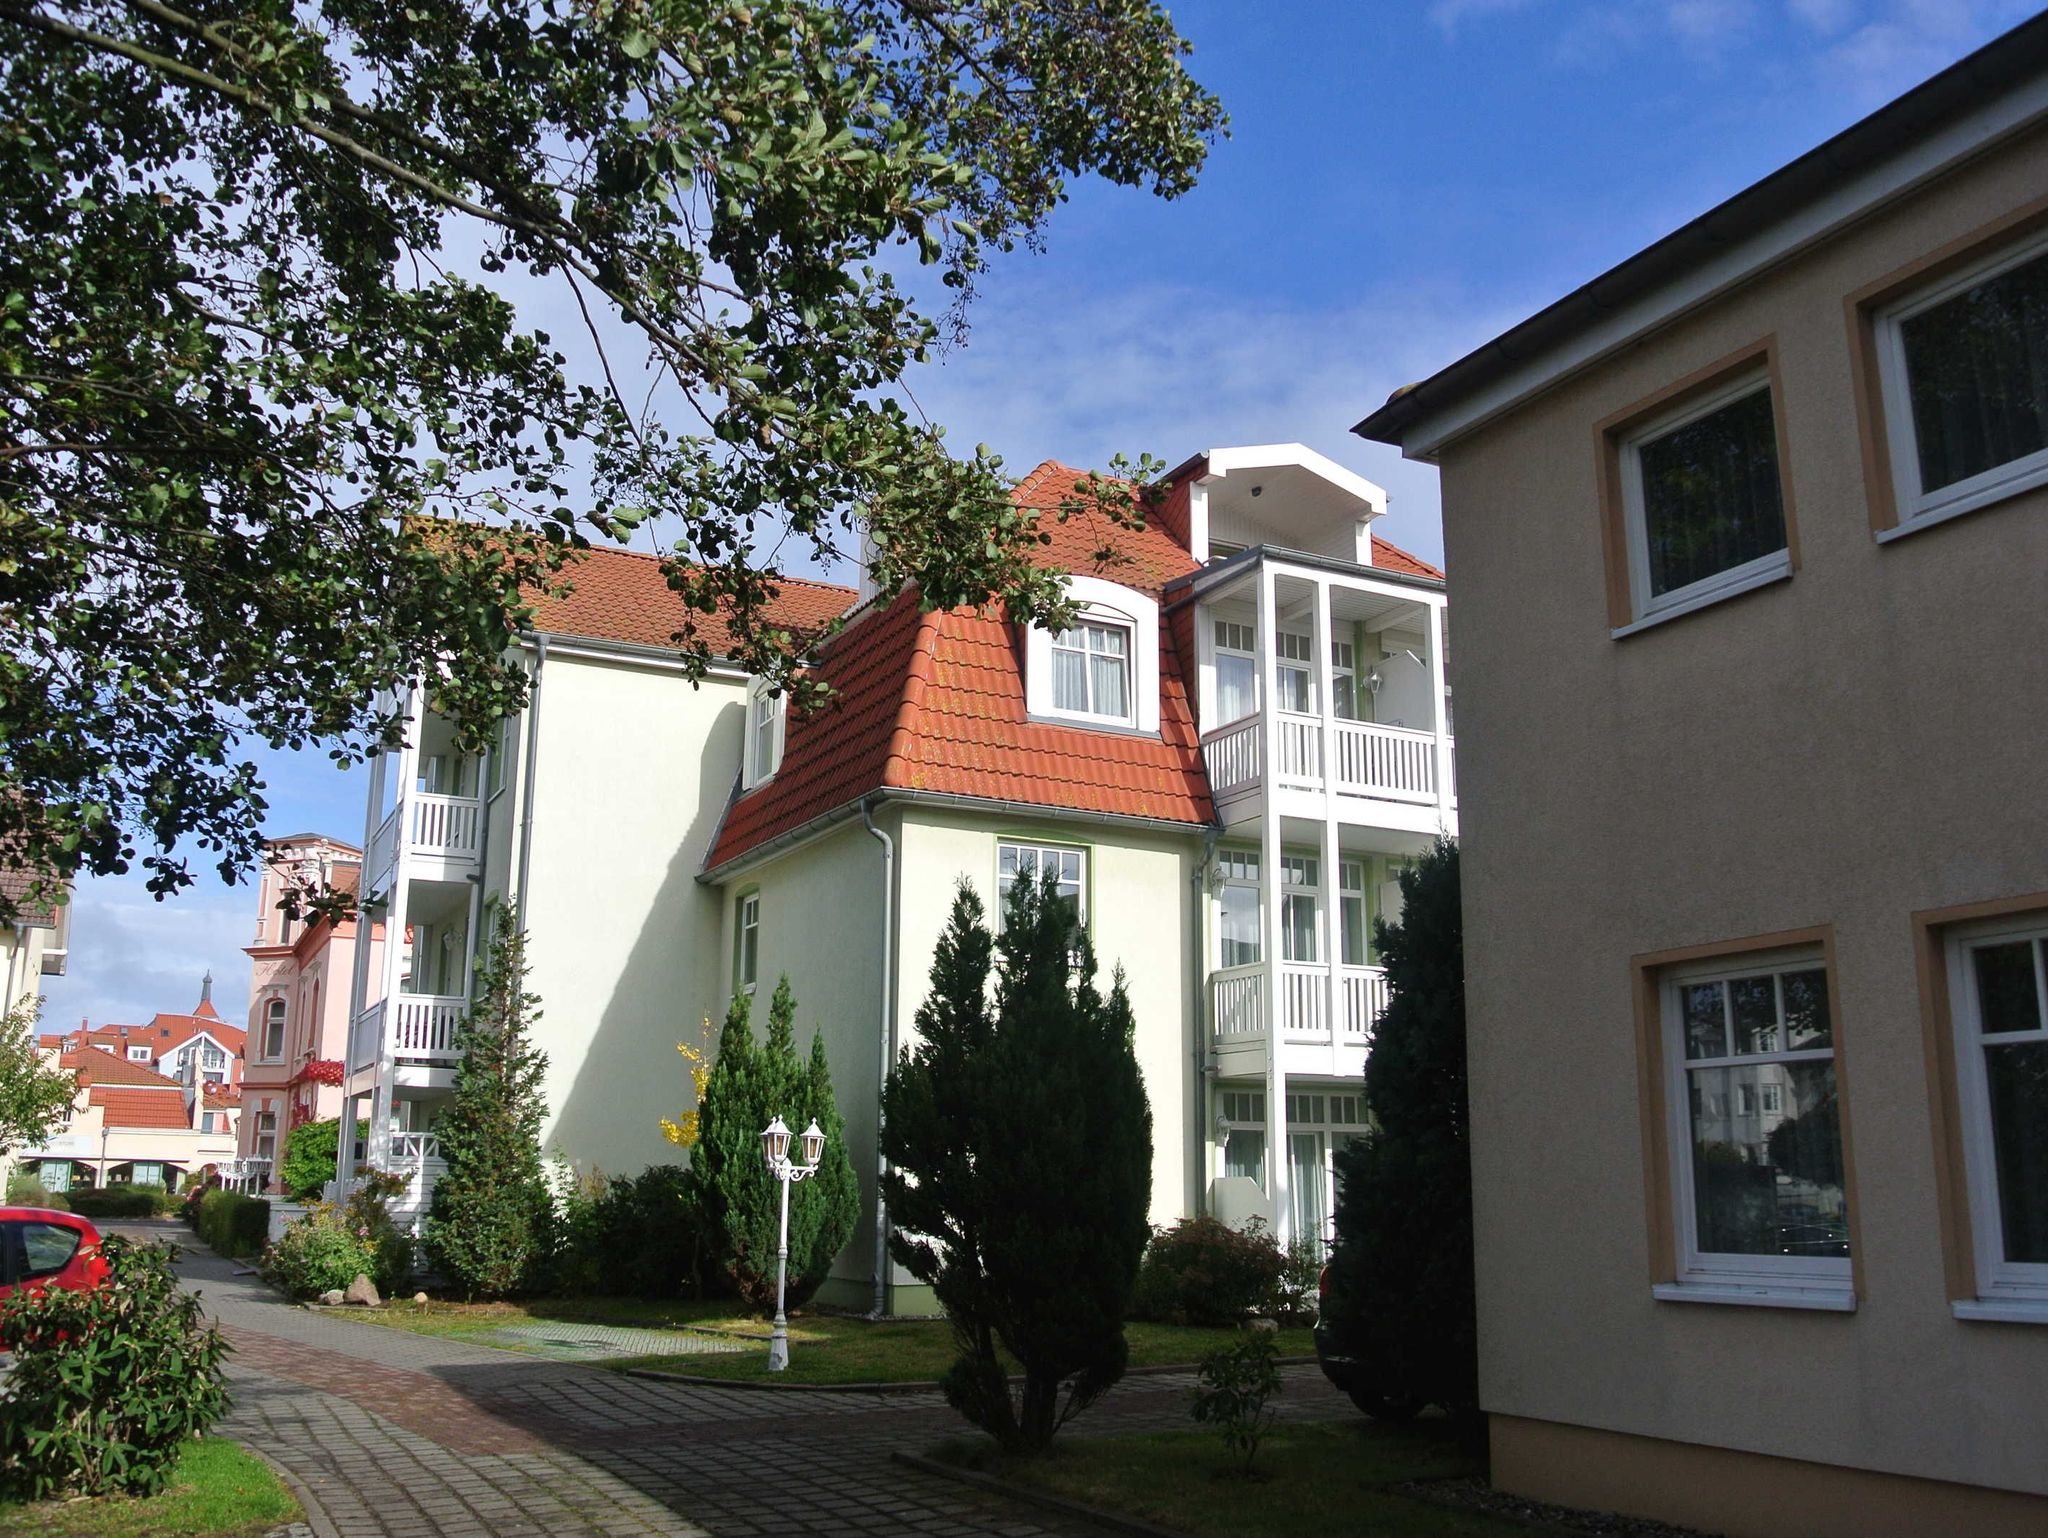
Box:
[41,0,2038,1033]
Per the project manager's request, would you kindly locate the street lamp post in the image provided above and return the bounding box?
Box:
[760,1115,826,1372]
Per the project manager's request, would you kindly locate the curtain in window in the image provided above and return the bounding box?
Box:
[1216,653,1256,721]
[1089,627,1128,718]
[1219,883,1260,967]
[1903,249,2048,494]
[1639,388,1786,598]
[1051,629,1090,712]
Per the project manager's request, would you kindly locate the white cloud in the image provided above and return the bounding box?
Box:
[35,874,255,1036]
[1664,0,1761,51]
[1428,0,1548,36]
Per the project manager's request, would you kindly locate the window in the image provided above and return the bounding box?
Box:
[486,714,513,798]
[1050,622,1132,723]
[1339,860,1367,967]
[255,1106,278,1162]
[1216,849,1260,968]
[1619,371,1789,622]
[1878,231,2048,529]
[202,1043,225,1069]
[1213,621,1256,724]
[734,892,760,994]
[1281,856,1319,964]
[1274,632,1314,715]
[201,1112,218,1134]
[1948,919,2048,1309]
[745,682,785,786]
[38,1161,71,1194]
[131,1162,162,1187]
[15,1221,81,1281]
[1219,1090,1266,1189]
[1660,950,1851,1305]
[262,998,285,1060]
[126,1046,152,1063]
[998,842,1086,929]
[1331,640,1357,721]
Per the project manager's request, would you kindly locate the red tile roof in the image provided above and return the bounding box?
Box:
[706,462,1215,870]
[61,1050,184,1089]
[527,544,856,655]
[1371,536,1444,580]
[89,1086,191,1130]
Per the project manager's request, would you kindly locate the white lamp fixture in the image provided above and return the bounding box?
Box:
[760,1116,791,1170]
[759,1113,829,1371]
[799,1119,826,1170]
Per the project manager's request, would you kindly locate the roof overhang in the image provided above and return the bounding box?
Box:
[1354,13,2048,462]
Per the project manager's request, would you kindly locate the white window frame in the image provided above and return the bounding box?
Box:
[1947,915,2048,1319]
[261,998,286,1062]
[1338,859,1368,968]
[1657,945,1854,1310]
[126,1045,152,1063]
[1214,848,1261,969]
[1619,369,1791,626]
[1274,631,1315,716]
[744,680,785,789]
[1211,619,1257,727]
[1877,228,2048,536]
[1280,854,1320,965]
[996,840,1088,932]
[734,891,761,995]
[1217,1088,1267,1190]
[1022,575,1160,734]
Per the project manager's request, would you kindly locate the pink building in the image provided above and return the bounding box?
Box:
[241,834,385,1185]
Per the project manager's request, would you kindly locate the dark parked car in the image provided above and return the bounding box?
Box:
[1313,1262,1425,1420]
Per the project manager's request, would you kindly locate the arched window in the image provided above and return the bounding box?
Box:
[262,998,286,1060]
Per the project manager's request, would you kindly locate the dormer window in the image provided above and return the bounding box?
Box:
[745,680,785,788]
[1023,576,1162,735]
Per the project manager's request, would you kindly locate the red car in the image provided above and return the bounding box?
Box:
[0,1207,111,1301]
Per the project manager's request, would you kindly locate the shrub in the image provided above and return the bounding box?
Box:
[1129,1216,1284,1326]
[1325,839,1477,1417]
[1271,1232,1323,1326]
[68,1183,173,1219]
[262,1168,410,1299]
[5,1169,64,1209]
[277,1117,365,1201]
[882,875,1153,1453]
[194,1189,270,1258]
[1192,1331,1283,1476]
[551,1162,713,1299]
[0,1235,230,1498]
[690,979,861,1313]
[425,904,554,1299]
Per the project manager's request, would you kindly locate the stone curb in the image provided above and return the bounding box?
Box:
[239,1439,344,1538]
[622,1354,1316,1394]
[890,1449,1188,1538]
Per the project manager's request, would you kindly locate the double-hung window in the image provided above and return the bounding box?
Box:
[1281,856,1319,964]
[1051,622,1132,724]
[1877,231,2048,531]
[1216,849,1260,968]
[997,841,1086,930]
[734,892,760,994]
[262,998,286,1061]
[1659,949,1852,1307]
[1947,918,2048,1315]
[1213,621,1257,724]
[1618,370,1789,624]
[255,1106,278,1163]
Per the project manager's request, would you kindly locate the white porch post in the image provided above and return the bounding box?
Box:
[1426,599,1453,826]
[1312,577,1342,1082]
[337,743,388,1190]
[366,679,422,1175]
[1256,563,1291,1245]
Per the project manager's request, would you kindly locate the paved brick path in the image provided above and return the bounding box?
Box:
[111,1223,1350,1538]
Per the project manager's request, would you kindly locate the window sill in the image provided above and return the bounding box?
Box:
[1024,712,1160,739]
[1952,1298,2048,1324]
[1611,560,1792,640]
[1653,1281,1856,1312]
[1876,470,2047,544]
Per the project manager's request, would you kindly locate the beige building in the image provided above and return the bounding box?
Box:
[1358,17,2048,1538]
[1,866,69,1007]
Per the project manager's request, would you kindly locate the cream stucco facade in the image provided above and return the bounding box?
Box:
[1359,26,2048,1535]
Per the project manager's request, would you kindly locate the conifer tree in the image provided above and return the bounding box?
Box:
[691,979,859,1312]
[423,904,552,1299]
[883,875,1153,1452]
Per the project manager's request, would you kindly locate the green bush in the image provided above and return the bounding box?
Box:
[1130,1216,1284,1326]
[4,1170,65,1209]
[550,1162,713,1299]
[1191,1330,1283,1475]
[0,1235,230,1498]
[277,1117,365,1201]
[68,1183,174,1219]
[194,1189,270,1258]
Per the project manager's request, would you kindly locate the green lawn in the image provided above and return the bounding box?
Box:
[328,1295,1313,1384]
[0,1438,300,1538]
[937,1418,1582,1538]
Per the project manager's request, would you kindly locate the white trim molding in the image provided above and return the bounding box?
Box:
[1022,574,1162,735]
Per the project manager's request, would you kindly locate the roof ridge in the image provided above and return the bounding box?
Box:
[882,608,946,789]
[561,541,858,596]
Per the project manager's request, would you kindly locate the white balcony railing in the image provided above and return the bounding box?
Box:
[349,994,467,1068]
[218,1157,272,1194]
[364,791,484,893]
[1200,711,1450,808]
[1209,963,1389,1055]
[349,1002,384,1074]
[390,1132,443,1163]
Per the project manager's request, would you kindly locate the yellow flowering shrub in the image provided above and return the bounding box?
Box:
[658,1018,713,1150]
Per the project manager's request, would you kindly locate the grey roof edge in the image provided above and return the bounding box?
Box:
[1353,12,2048,451]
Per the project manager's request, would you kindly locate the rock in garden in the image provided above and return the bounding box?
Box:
[1247,1316,1280,1334]
[319,1289,344,1307]
[343,1273,382,1307]
[413,1291,428,1305]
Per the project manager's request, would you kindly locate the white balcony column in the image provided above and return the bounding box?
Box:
[365,678,424,1176]
[1312,577,1342,1076]
[1426,598,1453,827]
[1256,562,1291,1245]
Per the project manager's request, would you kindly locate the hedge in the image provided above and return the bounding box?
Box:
[67,1184,178,1219]
[193,1190,270,1258]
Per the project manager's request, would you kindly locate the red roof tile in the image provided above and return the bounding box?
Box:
[527,544,856,655]
[1371,535,1444,580]
[705,462,1214,870]
[61,1050,184,1088]
[89,1086,191,1130]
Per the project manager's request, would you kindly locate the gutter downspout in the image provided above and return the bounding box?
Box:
[514,635,549,920]
[861,794,895,1319]
[1191,821,1221,1216]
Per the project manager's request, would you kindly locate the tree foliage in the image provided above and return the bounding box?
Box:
[1325,839,1476,1417]
[882,875,1152,1452]
[277,1115,366,1201]
[424,902,552,1299]
[0,0,1223,921]
[0,993,78,1158]
[689,977,860,1312]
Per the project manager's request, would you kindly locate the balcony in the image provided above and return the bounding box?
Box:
[1201,711,1452,812]
[1210,960,1390,1076]
[348,993,468,1078]
[364,791,483,895]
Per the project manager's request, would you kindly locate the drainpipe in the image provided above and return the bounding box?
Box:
[861,795,895,1318]
[1191,822,1221,1216]
[513,635,549,920]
